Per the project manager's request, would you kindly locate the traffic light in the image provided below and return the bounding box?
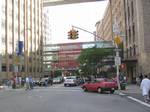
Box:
[68,29,79,40]
[68,31,72,39]
[75,30,79,38]
[120,63,126,69]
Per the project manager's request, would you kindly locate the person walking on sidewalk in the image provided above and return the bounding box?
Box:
[140,75,150,103]
[25,76,30,90]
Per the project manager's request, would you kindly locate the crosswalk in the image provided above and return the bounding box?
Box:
[34,84,82,92]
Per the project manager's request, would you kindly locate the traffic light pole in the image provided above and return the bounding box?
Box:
[72,25,104,40]
[115,44,121,90]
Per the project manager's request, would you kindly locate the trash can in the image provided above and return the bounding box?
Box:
[120,83,126,90]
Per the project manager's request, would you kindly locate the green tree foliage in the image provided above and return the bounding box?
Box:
[77,48,114,76]
[54,70,62,77]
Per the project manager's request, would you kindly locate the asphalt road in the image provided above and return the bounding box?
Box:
[0,84,150,112]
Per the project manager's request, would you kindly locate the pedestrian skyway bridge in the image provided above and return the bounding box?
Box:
[43,41,114,52]
[43,0,105,6]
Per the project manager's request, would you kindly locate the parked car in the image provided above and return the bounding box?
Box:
[53,77,63,84]
[81,78,118,94]
[33,79,40,86]
[39,77,53,86]
[64,76,78,86]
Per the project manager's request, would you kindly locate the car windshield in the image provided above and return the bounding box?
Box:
[66,76,76,79]
[40,78,48,81]
[54,78,59,80]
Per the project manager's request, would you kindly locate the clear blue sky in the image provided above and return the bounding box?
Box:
[45,1,108,44]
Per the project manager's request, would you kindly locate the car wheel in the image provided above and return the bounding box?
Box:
[97,87,102,93]
[110,90,115,94]
[83,86,87,92]
[64,84,67,87]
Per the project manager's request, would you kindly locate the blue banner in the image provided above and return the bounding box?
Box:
[17,41,23,55]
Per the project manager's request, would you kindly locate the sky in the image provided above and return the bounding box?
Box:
[45,1,108,44]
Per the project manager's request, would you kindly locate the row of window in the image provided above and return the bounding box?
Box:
[125,1,136,52]
[125,45,137,58]
[2,65,42,72]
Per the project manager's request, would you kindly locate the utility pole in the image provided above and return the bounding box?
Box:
[113,19,122,90]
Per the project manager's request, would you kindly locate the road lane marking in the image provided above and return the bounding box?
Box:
[127,96,150,108]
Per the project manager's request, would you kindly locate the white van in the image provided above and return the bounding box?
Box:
[64,76,78,86]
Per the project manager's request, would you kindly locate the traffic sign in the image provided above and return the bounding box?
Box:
[115,56,121,66]
[114,48,122,52]
[114,36,122,45]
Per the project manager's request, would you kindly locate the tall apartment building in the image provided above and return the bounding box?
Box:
[95,0,128,82]
[43,9,51,46]
[0,0,43,80]
[96,0,150,83]
[42,8,52,73]
[95,3,112,41]
[124,0,150,82]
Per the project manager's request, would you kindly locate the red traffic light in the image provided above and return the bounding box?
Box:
[120,63,126,69]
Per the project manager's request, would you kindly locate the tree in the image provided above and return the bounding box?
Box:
[77,48,114,77]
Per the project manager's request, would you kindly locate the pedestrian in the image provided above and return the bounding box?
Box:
[11,75,16,89]
[25,76,30,90]
[139,73,143,83]
[140,75,150,103]
[29,75,34,89]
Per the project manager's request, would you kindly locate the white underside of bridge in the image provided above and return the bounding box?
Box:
[43,0,105,6]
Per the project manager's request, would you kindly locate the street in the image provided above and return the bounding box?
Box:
[0,84,150,112]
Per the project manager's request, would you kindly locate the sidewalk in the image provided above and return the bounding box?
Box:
[117,84,150,105]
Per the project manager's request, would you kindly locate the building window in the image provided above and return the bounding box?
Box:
[2,37,5,43]
[128,6,130,22]
[131,1,134,21]
[126,48,129,58]
[2,65,6,72]
[133,45,136,56]
[130,47,132,57]
[129,28,131,43]
[132,24,135,42]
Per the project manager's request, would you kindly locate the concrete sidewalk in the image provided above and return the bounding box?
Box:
[118,84,150,105]
[121,84,141,94]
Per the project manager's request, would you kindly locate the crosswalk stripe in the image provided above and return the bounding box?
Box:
[127,96,150,108]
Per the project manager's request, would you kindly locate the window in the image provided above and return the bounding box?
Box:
[130,47,132,57]
[2,37,5,43]
[2,65,6,72]
[129,28,131,43]
[131,1,134,21]
[133,45,136,56]
[132,24,135,42]
[128,6,130,22]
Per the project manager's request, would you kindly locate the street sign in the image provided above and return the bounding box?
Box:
[114,36,122,45]
[114,48,122,52]
[113,23,120,34]
[113,17,120,35]
[115,56,121,66]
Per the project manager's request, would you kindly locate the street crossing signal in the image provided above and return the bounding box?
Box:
[120,63,126,69]
[68,29,79,40]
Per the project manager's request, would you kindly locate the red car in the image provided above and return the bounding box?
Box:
[81,78,118,94]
